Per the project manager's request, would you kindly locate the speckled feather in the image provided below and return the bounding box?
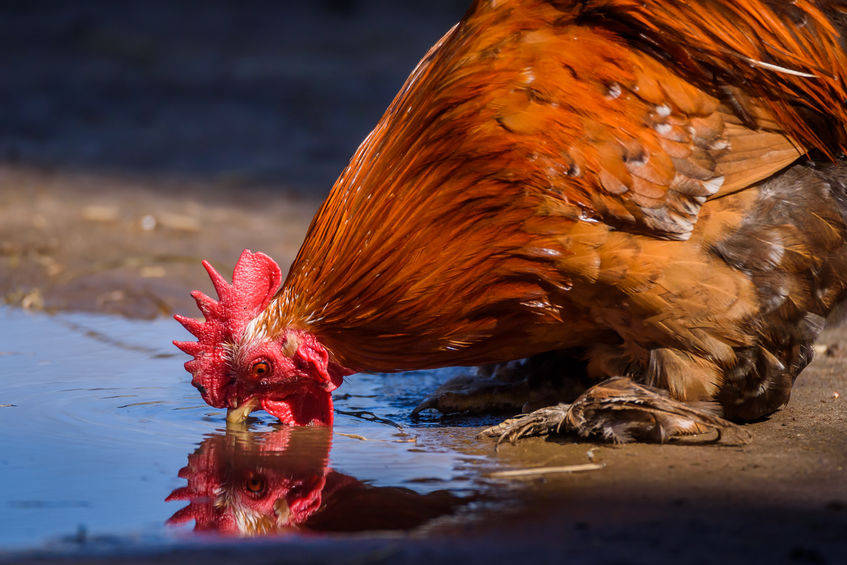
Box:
[252,0,847,420]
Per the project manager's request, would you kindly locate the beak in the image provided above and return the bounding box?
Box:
[226,397,259,424]
[274,498,291,525]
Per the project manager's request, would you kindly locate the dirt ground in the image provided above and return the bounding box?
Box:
[1,1,846,563]
[0,164,317,318]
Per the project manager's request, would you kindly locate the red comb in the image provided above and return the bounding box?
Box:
[174,250,282,407]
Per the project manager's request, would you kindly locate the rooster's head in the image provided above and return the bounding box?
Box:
[174,250,348,425]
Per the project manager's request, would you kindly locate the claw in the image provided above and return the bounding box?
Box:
[478,404,570,448]
[479,377,751,446]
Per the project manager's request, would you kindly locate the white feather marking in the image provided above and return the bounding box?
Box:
[702,175,724,195]
[606,82,622,99]
[740,57,817,78]
[243,316,267,343]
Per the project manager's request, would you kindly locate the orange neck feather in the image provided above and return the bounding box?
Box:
[253,0,847,371]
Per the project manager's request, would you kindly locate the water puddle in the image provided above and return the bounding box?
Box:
[0,307,514,551]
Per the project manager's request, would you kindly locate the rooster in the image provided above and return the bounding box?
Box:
[176,0,847,442]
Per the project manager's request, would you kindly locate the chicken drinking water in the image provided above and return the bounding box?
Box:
[176,0,847,442]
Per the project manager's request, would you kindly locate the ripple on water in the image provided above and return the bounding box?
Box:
[0,307,508,551]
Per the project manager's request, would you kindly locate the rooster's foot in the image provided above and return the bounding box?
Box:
[478,377,750,445]
[478,404,570,443]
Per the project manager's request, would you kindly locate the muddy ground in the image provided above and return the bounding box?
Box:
[1,1,846,564]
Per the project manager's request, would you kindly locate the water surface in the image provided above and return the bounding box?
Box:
[0,307,508,551]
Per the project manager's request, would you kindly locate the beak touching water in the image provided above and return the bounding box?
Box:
[226,397,260,424]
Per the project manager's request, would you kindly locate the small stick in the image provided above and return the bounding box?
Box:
[337,433,368,441]
[488,463,605,478]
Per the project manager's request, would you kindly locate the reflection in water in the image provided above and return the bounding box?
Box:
[166,426,469,536]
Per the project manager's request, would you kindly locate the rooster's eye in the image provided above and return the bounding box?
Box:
[244,472,267,497]
[250,360,271,378]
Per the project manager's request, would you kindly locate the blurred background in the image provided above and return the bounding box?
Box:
[0,0,468,317]
[0,0,467,187]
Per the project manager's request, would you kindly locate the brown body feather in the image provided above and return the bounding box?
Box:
[254,0,847,421]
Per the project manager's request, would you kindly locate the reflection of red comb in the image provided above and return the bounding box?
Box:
[173,250,282,407]
[165,428,332,535]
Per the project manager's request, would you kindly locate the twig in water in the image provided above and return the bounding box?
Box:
[337,433,369,441]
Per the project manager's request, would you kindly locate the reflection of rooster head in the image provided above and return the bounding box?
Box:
[166,426,335,536]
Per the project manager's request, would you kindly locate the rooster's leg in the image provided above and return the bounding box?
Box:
[412,351,591,417]
[478,376,749,444]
